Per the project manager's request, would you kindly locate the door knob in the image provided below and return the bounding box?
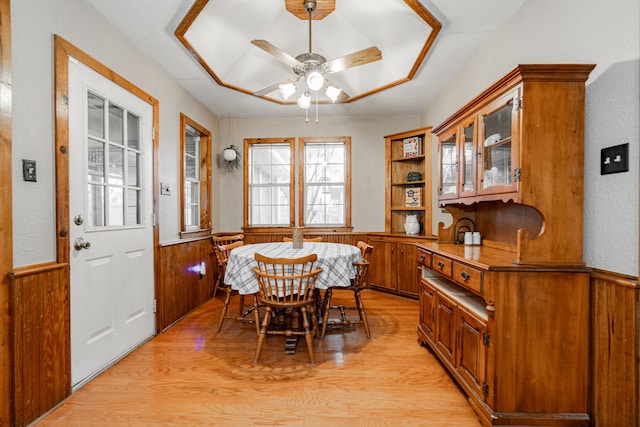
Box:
[74,237,91,251]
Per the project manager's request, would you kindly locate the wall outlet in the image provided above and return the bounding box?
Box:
[601,143,629,175]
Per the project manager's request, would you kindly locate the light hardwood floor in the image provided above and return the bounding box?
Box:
[36,290,482,426]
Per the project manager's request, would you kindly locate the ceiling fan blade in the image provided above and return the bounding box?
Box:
[254,77,299,97]
[251,40,302,68]
[325,46,382,73]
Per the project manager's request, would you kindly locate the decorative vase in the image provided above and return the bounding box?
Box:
[404,214,420,235]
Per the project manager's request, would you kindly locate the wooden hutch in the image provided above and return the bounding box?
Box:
[417,64,595,426]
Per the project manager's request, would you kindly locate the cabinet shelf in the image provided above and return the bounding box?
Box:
[391,206,425,211]
[385,127,433,236]
[391,154,425,163]
[392,180,425,186]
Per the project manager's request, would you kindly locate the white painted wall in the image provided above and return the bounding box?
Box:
[11,0,220,267]
[218,115,421,232]
[421,0,639,276]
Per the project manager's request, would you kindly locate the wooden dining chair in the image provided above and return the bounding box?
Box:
[212,233,244,297]
[282,236,322,242]
[320,241,374,340]
[214,240,260,335]
[252,253,322,365]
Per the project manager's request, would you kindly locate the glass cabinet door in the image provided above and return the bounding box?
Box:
[478,88,520,195]
[439,130,458,200]
[459,119,476,197]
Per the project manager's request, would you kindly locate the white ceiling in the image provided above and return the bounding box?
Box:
[80,0,527,119]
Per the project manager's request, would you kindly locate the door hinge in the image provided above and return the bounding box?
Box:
[482,382,489,397]
[153,299,157,313]
[483,332,490,346]
[513,97,523,111]
[152,213,156,227]
[514,167,522,182]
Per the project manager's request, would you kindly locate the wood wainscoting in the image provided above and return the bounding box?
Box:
[9,262,70,427]
[243,230,369,245]
[591,269,639,426]
[156,236,216,332]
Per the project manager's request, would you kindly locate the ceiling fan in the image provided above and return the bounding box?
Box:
[251,0,382,109]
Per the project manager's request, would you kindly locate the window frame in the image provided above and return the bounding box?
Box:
[243,137,296,231]
[179,113,212,238]
[298,136,352,231]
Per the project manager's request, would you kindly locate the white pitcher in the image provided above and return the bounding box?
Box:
[404,214,420,235]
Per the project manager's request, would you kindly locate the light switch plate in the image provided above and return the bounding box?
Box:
[601,143,629,175]
[22,159,37,182]
[160,182,172,195]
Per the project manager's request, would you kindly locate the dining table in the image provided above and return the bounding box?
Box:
[224,241,362,295]
[224,241,362,353]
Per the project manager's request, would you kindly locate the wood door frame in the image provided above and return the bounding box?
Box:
[53,35,161,383]
[0,0,12,423]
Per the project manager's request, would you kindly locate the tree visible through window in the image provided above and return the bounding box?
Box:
[244,138,295,227]
[300,137,351,228]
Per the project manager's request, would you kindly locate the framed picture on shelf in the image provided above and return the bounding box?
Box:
[403,136,422,158]
[405,187,422,207]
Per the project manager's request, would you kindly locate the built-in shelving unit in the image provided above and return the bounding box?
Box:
[385,127,433,237]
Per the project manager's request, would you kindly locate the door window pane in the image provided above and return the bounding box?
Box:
[87,184,105,227]
[88,139,105,183]
[108,145,124,185]
[87,92,105,139]
[127,112,140,150]
[108,104,124,144]
[108,186,124,226]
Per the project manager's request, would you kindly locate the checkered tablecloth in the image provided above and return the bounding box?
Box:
[224,242,362,295]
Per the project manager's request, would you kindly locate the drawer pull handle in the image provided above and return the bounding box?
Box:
[460,271,471,281]
[420,254,426,261]
[437,261,445,269]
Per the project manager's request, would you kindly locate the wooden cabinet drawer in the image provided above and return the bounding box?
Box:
[417,248,431,268]
[432,254,452,278]
[452,262,483,295]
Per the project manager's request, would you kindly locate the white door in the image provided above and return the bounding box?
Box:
[68,58,155,388]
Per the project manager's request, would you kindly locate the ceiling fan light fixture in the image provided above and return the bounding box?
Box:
[306,69,324,91]
[325,85,341,102]
[279,82,297,100]
[297,91,311,109]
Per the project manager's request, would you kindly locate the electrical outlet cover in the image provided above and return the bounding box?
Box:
[601,143,629,175]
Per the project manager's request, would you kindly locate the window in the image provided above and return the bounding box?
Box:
[244,138,295,228]
[86,91,143,228]
[243,136,351,231]
[180,113,212,237]
[299,137,351,228]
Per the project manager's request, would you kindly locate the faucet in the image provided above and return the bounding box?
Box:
[453,217,476,244]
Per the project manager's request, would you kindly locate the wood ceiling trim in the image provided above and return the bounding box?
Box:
[285,0,335,20]
[174,0,442,106]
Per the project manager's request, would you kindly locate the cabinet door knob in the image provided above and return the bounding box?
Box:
[460,271,471,281]
[420,254,426,261]
[437,261,445,269]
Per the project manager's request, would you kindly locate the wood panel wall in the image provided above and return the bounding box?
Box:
[243,231,369,245]
[9,262,70,427]
[156,237,217,331]
[591,270,639,426]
